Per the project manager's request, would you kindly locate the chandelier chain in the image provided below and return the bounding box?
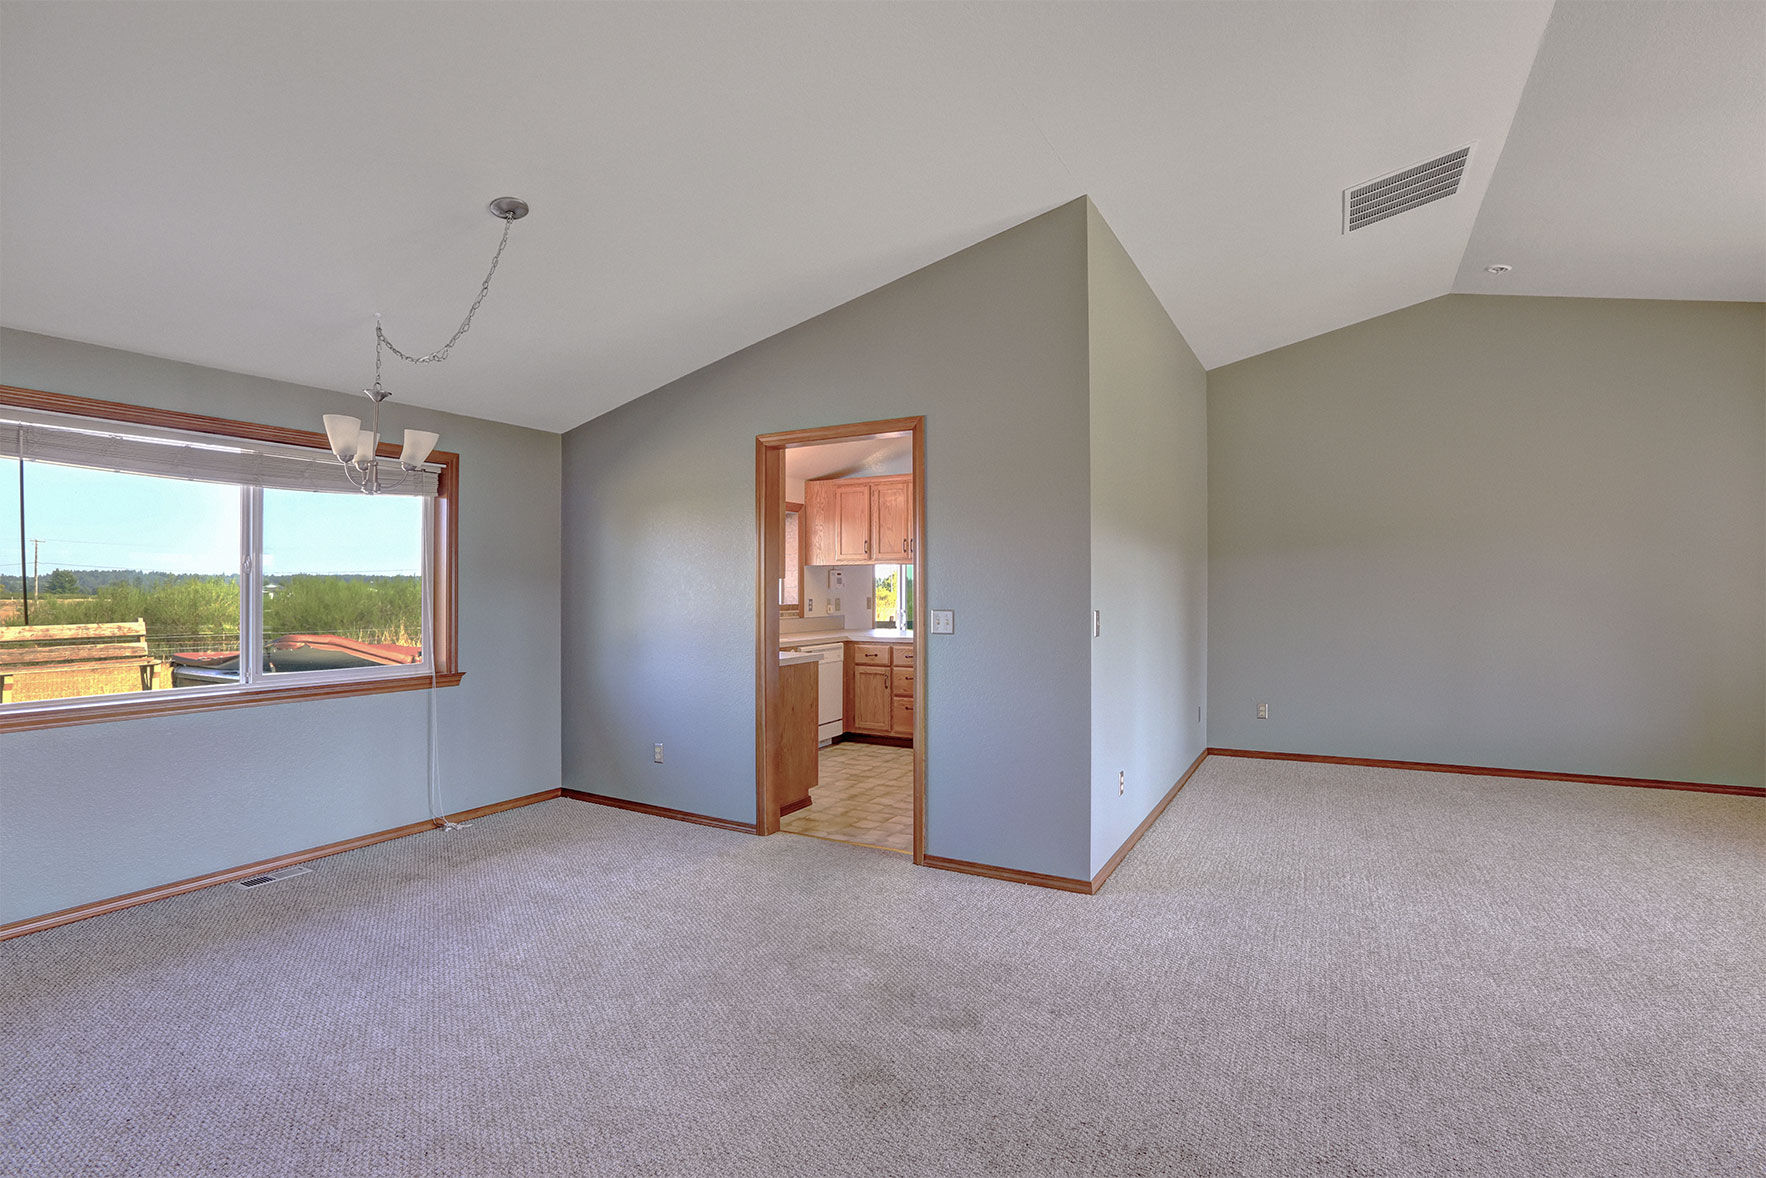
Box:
[373,212,516,387]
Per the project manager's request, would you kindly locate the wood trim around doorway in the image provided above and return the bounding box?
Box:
[755,417,926,862]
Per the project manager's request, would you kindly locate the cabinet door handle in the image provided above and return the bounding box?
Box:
[864,539,870,555]
[901,539,906,553]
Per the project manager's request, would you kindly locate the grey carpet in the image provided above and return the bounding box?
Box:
[3,758,1763,1177]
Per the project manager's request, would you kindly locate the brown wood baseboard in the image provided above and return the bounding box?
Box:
[778,797,812,817]
[924,751,1210,897]
[1090,749,1209,894]
[922,854,1094,894]
[560,789,760,834]
[0,788,562,941]
[1207,748,1766,798]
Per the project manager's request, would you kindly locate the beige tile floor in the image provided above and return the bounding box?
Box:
[780,741,913,853]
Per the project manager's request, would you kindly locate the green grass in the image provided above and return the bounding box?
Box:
[5,575,421,655]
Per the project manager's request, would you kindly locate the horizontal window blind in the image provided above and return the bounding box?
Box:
[0,418,438,497]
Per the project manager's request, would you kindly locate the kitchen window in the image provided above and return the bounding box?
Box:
[0,387,460,731]
[873,563,913,630]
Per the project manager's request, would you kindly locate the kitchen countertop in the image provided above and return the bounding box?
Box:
[780,628,914,649]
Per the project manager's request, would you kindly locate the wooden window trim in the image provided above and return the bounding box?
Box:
[0,384,462,734]
[779,499,805,618]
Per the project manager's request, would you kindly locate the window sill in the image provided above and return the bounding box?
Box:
[0,671,465,734]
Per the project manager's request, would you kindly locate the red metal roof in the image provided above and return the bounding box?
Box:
[170,634,421,666]
[271,634,421,665]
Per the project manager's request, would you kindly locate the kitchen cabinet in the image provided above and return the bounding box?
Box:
[778,659,818,815]
[891,695,913,737]
[805,475,914,566]
[851,664,892,732]
[845,641,915,739]
[871,480,913,563]
[889,645,914,737]
[834,481,874,562]
[805,480,837,566]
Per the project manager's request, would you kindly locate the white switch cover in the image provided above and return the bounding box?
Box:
[930,609,955,634]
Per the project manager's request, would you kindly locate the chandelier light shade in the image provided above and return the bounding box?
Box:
[325,196,527,494]
[399,430,440,468]
[323,414,363,463]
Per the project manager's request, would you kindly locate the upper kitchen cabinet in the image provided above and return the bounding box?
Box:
[834,480,874,562]
[870,479,913,562]
[805,474,914,566]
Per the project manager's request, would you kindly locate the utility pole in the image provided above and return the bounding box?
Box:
[31,538,40,604]
[14,461,24,626]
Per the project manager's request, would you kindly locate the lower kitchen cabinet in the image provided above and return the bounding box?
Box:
[890,694,913,737]
[851,664,892,732]
[846,642,916,738]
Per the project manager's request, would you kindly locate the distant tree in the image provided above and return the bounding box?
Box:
[44,568,79,595]
[18,571,420,652]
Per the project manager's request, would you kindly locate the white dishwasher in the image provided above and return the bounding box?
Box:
[799,643,847,745]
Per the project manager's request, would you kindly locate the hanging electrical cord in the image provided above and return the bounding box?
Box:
[426,655,467,832]
[370,197,526,834]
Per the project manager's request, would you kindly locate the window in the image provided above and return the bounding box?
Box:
[873,563,913,630]
[0,388,459,731]
[261,488,426,678]
[779,501,802,617]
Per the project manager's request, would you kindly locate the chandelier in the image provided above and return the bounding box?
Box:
[322,197,528,493]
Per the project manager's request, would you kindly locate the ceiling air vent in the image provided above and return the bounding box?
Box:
[1343,145,1473,233]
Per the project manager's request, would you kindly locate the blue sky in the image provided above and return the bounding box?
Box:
[0,459,422,579]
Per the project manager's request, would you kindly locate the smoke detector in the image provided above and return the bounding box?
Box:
[1343,145,1474,233]
[1485,264,1513,275]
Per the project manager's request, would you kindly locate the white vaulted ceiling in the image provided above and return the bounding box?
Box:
[1454,1,1766,299]
[1,2,1759,432]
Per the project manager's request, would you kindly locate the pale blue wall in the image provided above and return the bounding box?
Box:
[561,201,1096,880]
[0,329,562,924]
[1207,297,1765,788]
[1085,201,1209,877]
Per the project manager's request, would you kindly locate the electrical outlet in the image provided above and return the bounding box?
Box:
[807,597,814,612]
[1197,705,1203,723]
[834,597,841,613]
[1117,770,1125,795]
[653,743,664,763]
[1257,703,1269,720]
[1093,610,1101,638]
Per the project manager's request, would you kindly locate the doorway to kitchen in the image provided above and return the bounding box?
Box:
[755,417,924,861]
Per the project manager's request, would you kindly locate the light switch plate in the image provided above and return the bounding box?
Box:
[930,609,955,635]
